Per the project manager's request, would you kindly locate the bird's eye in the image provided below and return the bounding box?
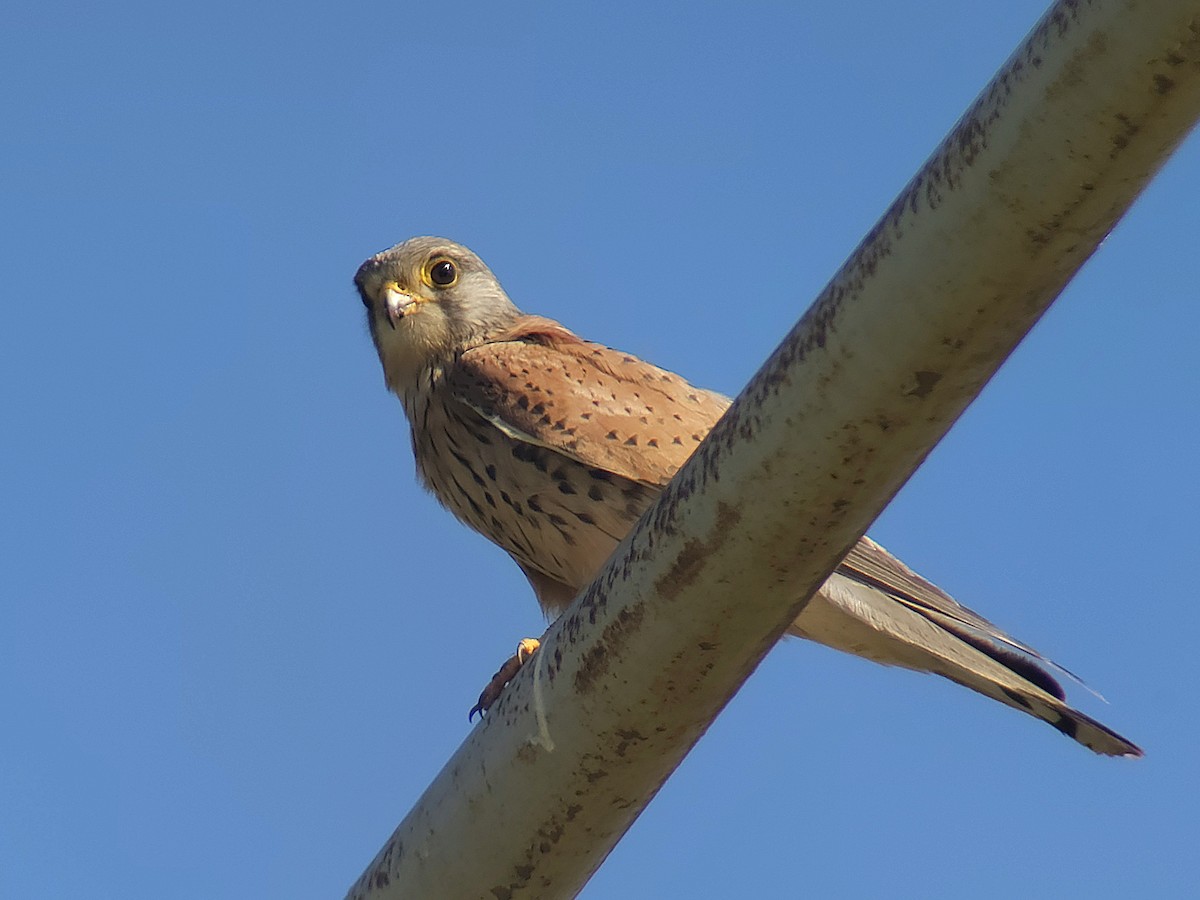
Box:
[427,258,458,288]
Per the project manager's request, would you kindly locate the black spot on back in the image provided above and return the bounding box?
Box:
[1053,715,1079,741]
[1002,688,1033,710]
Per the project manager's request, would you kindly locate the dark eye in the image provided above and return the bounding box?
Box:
[429,258,457,287]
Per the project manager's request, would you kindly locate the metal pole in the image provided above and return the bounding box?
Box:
[349,2,1200,897]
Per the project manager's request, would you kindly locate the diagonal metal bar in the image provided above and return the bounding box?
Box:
[349,2,1200,897]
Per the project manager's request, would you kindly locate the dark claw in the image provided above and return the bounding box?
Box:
[468,651,527,721]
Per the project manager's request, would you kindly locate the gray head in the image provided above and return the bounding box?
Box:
[354,236,522,391]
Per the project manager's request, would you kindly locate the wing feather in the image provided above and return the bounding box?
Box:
[447,316,730,487]
[839,537,1069,699]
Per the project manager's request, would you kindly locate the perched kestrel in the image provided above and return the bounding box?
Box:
[354,236,1140,757]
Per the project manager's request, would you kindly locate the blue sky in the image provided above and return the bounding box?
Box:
[3,1,1198,897]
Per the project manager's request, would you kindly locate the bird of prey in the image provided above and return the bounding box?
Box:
[354,235,1140,757]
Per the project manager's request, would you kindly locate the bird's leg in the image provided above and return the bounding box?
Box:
[469,637,541,720]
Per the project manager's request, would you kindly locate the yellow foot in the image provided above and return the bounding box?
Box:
[469,638,541,720]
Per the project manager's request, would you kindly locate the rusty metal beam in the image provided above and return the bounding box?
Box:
[348,2,1200,897]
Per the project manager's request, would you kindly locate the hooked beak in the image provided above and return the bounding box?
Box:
[383,282,421,329]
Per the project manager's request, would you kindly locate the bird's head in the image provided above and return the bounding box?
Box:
[354,236,521,392]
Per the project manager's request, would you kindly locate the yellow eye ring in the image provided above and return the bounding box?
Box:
[424,256,458,288]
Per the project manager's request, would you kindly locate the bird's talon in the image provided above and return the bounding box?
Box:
[469,638,542,720]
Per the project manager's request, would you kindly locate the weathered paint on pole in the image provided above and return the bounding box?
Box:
[349,2,1200,897]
